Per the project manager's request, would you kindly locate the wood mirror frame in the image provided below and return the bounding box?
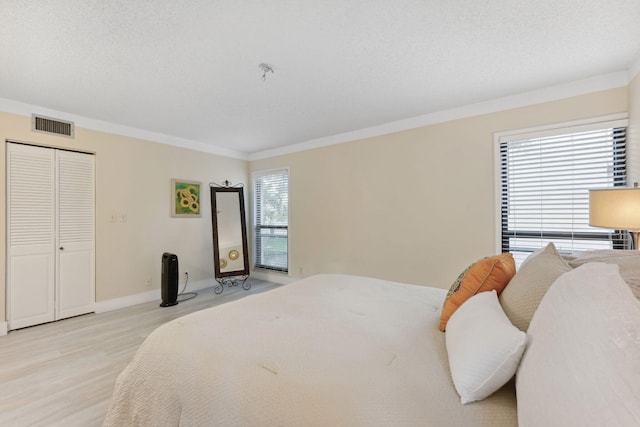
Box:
[210,186,250,280]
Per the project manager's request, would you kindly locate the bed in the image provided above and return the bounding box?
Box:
[104,246,640,426]
[103,274,516,426]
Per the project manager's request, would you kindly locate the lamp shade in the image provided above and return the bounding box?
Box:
[589,188,640,231]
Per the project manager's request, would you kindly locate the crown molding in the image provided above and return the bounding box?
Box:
[628,55,640,82]
[249,71,629,161]
[1,67,632,163]
[0,98,248,160]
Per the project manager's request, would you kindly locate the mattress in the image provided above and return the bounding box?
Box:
[103,274,517,426]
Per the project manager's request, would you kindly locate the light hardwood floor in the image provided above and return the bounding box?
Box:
[0,279,281,427]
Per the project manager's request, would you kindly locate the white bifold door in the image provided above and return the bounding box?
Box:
[7,142,95,330]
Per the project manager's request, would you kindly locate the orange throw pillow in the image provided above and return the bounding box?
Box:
[439,253,516,332]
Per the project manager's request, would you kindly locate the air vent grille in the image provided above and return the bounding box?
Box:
[32,114,74,138]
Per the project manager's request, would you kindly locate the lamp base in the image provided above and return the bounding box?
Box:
[631,231,640,250]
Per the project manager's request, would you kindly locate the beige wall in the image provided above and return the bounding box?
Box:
[1,83,634,324]
[250,87,629,289]
[628,73,640,184]
[1,111,248,322]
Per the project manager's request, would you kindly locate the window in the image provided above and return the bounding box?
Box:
[499,119,627,265]
[254,169,289,272]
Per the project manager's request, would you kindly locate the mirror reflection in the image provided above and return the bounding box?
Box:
[210,185,250,291]
[216,192,244,273]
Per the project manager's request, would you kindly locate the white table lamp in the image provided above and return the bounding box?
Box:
[589,185,640,249]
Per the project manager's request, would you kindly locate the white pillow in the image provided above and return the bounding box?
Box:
[517,263,640,426]
[564,250,640,299]
[445,290,527,404]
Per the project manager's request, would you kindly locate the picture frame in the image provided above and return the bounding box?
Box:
[171,179,202,217]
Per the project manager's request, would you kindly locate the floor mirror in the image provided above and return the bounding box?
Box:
[210,182,250,294]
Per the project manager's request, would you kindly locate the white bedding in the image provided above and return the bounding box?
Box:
[103,274,517,426]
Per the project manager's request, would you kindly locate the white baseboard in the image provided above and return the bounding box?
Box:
[251,270,297,285]
[94,289,159,313]
[2,275,283,333]
[94,278,218,313]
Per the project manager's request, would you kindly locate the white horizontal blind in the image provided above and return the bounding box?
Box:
[254,169,289,272]
[500,124,627,265]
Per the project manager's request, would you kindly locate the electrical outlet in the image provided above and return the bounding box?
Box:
[145,277,152,288]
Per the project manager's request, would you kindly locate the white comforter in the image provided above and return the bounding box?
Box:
[103,274,516,426]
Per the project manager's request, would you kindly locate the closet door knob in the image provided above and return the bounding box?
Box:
[59,247,64,250]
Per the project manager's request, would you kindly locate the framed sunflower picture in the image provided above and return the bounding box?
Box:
[171,179,202,217]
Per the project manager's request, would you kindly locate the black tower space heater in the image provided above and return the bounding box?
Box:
[160,253,179,307]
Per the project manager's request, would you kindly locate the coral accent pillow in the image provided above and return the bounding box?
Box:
[439,253,516,332]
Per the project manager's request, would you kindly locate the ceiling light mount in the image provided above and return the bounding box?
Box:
[259,63,274,81]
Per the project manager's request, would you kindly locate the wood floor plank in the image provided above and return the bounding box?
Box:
[0,279,282,427]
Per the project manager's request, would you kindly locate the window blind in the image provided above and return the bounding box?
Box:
[500,124,627,265]
[254,169,289,272]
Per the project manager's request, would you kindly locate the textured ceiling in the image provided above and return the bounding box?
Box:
[1,1,640,158]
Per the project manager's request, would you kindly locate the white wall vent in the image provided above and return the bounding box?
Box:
[32,114,75,138]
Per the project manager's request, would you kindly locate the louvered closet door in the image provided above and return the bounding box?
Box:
[56,150,95,319]
[7,143,56,330]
